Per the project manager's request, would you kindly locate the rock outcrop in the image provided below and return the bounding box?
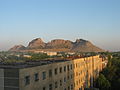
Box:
[46,39,73,49]
[27,38,45,49]
[71,39,104,52]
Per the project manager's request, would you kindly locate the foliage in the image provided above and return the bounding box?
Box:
[95,74,110,90]
[0,52,50,63]
[3,59,24,64]
[95,52,120,90]
[30,53,50,61]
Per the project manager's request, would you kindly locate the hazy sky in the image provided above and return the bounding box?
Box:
[0,0,120,51]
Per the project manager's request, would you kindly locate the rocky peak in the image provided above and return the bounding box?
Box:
[9,45,26,51]
[75,39,87,43]
[46,39,73,49]
[72,39,104,52]
[27,38,45,49]
[50,39,70,44]
[30,38,44,43]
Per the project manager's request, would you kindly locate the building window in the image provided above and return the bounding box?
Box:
[71,64,72,70]
[67,65,69,71]
[42,72,46,80]
[55,68,58,75]
[55,81,58,88]
[64,77,66,82]
[60,80,62,86]
[76,72,78,76]
[71,84,73,90]
[79,88,82,90]
[76,63,78,68]
[64,66,66,72]
[34,73,39,81]
[76,81,78,86]
[79,79,81,84]
[81,71,82,74]
[43,87,46,90]
[59,67,62,73]
[49,69,52,77]
[71,74,73,79]
[68,86,70,90]
[49,84,52,90]
[68,75,70,80]
[74,64,75,68]
[25,76,30,85]
[74,83,75,87]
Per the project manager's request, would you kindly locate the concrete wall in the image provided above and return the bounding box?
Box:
[0,69,4,90]
[72,55,103,90]
[4,69,19,90]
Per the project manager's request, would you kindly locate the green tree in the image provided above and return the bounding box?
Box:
[96,74,111,90]
[98,53,120,90]
[30,53,49,61]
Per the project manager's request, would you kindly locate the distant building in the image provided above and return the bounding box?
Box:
[0,55,106,90]
[45,51,57,56]
[67,52,75,55]
[23,55,32,58]
[34,50,44,53]
[33,50,57,56]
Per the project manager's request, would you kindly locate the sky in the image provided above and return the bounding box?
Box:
[0,0,120,51]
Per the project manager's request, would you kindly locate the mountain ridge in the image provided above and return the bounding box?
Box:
[9,38,105,52]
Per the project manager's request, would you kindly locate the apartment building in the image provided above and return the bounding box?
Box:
[0,55,105,90]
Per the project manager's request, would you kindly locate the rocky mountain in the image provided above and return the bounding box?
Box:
[9,38,105,52]
[9,45,26,51]
[46,39,73,49]
[71,39,104,52]
[27,38,45,49]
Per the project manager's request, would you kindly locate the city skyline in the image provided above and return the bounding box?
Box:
[0,0,120,51]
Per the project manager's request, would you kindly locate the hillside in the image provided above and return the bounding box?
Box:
[9,45,26,51]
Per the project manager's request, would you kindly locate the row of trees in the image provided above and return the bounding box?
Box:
[1,52,50,63]
[95,52,120,90]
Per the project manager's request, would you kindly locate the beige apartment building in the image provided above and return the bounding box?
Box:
[0,55,106,90]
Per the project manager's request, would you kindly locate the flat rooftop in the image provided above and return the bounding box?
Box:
[0,59,69,69]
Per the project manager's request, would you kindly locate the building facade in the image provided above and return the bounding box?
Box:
[0,55,106,90]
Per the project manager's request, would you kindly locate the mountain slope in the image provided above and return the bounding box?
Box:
[27,38,45,49]
[9,45,26,51]
[71,39,104,52]
[45,39,73,49]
